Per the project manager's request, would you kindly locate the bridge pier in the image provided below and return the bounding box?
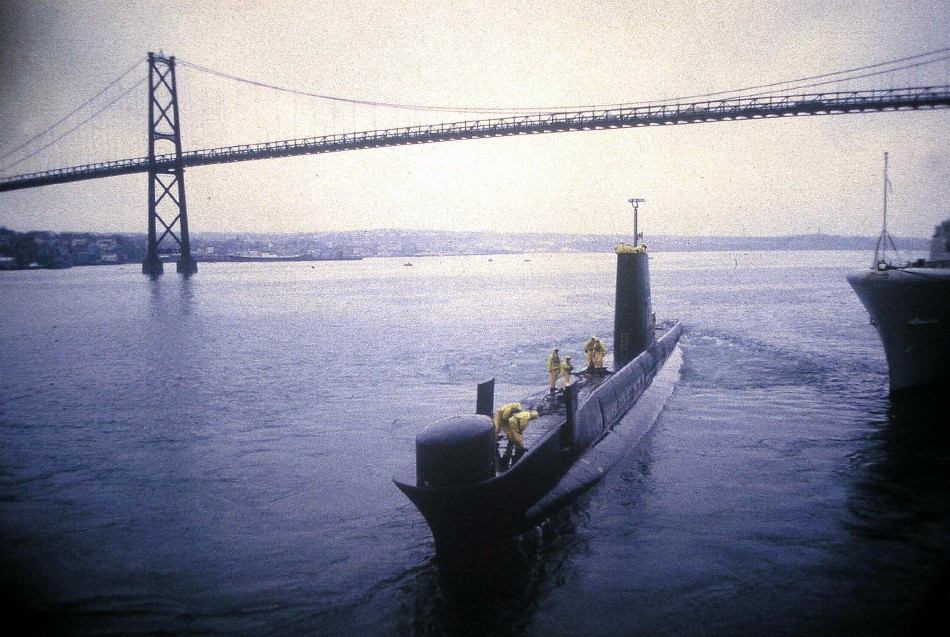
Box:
[142,254,163,276]
[143,52,196,276]
[177,255,197,274]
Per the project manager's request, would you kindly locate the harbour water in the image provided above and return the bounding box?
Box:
[1,250,948,636]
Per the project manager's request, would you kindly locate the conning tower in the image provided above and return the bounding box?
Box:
[613,250,655,369]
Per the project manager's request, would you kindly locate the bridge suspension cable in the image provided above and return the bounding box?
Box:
[0,76,146,174]
[0,59,145,169]
[740,52,950,98]
[3,48,946,178]
[3,84,949,194]
[176,45,950,115]
[667,47,950,102]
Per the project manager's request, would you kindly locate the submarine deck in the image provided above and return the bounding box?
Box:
[496,322,676,471]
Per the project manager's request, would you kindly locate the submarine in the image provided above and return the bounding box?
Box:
[393,245,683,555]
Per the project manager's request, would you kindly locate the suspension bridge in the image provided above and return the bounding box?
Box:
[2,49,950,274]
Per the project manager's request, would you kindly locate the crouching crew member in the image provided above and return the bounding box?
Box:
[493,402,522,438]
[501,409,539,465]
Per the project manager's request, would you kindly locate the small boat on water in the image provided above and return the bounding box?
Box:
[846,153,950,392]
[394,244,682,555]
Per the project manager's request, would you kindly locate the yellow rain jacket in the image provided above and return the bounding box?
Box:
[584,337,599,366]
[560,358,573,386]
[493,402,522,436]
[504,410,539,448]
[592,338,607,367]
[547,350,561,388]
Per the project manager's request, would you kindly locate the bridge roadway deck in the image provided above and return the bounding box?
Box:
[3,85,950,193]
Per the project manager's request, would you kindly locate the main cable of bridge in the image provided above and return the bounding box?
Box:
[3,83,949,194]
[0,59,147,174]
[175,45,950,114]
[2,47,950,192]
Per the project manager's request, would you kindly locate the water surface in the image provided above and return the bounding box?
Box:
[1,250,948,636]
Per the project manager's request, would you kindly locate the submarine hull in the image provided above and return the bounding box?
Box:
[393,322,682,553]
[394,419,568,551]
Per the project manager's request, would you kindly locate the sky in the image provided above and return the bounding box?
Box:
[0,0,949,238]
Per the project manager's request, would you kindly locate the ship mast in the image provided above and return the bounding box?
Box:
[872,152,900,269]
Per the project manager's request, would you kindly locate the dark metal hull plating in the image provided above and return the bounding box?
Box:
[847,267,950,391]
[394,322,682,552]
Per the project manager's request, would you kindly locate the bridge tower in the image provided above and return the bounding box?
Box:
[142,52,196,276]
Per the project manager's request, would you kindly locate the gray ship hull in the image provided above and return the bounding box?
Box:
[847,267,950,391]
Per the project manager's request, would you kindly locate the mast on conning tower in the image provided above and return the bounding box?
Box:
[628,198,646,246]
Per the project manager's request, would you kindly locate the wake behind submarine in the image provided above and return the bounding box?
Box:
[393,241,683,555]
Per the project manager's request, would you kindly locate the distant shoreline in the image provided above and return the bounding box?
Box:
[0,227,931,271]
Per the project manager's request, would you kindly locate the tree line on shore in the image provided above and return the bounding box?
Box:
[0,228,146,269]
[1,227,929,271]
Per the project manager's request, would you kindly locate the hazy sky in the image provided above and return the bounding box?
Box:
[1,0,949,238]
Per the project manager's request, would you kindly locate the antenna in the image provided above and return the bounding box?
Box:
[882,151,889,240]
[628,198,646,245]
[872,152,900,269]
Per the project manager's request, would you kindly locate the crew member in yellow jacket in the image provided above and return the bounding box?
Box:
[560,356,573,388]
[492,402,522,437]
[502,409,539,450]
[614,241,646,254]
[546,348,561,393]
[592,337,607,368]
[584,336,598,368]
